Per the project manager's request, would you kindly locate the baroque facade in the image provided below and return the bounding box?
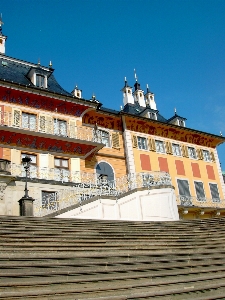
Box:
[0,22,224,220]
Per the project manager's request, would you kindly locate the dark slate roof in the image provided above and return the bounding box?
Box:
[167,113,187,122]
[100,106,120,115]
[0,54,71,96]
[123,102,168,123]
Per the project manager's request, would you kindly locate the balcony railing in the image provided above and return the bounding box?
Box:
[0,111,106,143]
[176,195,225,209]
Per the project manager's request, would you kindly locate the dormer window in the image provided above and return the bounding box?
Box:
[36,74,45,88]
[177,119,185,127]
[149,112,157,120]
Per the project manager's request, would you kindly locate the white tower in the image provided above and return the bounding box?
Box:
[133,81,146,107]
[121,77,134,106]
[145,84,157,110]
[132,70,146,107]
[0,15,7,54]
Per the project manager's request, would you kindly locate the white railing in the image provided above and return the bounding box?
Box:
[0,111,105,143]
[33,171,172,216]
[176,195,225,208]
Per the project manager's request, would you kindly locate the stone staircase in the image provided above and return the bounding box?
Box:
[0,216,225,299]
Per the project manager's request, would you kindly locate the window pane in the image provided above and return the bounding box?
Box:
[209,183,220,202]
[101,132,110,146]
[188,147,197,159]
[54,158,60,166]
[177,179,191,197]
[62,159,68,168]
[137,137,147,150]
[155,140,165,153]
[172,144,181,156]
[194,181,205,201]
[203,150,210,161]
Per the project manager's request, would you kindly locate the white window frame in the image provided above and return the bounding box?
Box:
[177,178,192,206]
[172,143,181,156]
[202,149,211,162]
[137,136,148,150]
[209,183,220,202]
[54,119,67,137]
[194,181,206,202]
[148,112,157,120]
[188,147,197,159]
[155,140,165,153]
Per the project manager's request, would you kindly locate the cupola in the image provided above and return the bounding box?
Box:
[0,15,7,54]
[145,84,157,110]
[132,71,146,107]
[121,77,134,106]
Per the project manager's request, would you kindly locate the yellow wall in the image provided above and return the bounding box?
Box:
[132,135,223,200]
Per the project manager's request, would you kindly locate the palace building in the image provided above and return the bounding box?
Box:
[0,21,224,221]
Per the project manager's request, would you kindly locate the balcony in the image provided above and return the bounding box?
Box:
[176,195,225,209]
[0,111,98,141]
[0,112,106,157]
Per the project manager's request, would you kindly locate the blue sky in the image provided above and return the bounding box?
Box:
[1,0,225,170]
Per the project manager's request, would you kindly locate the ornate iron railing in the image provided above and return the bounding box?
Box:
[176,195,225,208]
[33,171,172,216]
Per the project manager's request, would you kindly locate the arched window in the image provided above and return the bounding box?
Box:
[96,162,114,182]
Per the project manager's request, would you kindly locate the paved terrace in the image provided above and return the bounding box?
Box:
[0,216,225,299]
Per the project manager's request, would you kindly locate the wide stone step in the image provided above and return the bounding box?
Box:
[0,273,225,299]
[0,263,225,288]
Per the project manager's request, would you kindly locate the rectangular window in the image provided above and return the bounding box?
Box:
[54,157,69,182]
[172,143,181,156]
[42,191,58,210]
[177,179,192,205]
[194,181,206,201]
[203,150,211,162]
[149,112,157,120]
[54,119,67,136]
[188,147,197,159]
[209,183,220,202]
[22,113,37,130]
[137,137,148,150]
[100,130,110,147]
[155,140,165,153]
[36,74,45,88]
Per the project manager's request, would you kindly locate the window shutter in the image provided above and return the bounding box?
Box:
[112,132,120,149]
[39,115,53,134]
[70,158,81,182]
[132,135,138,148]
[210,151,215,162]
[13,109,21,127]
[69,120,77,138]
[197,149,203,160]
[166,141,172,154]
[181,145,188,157]
[148,138,156,151]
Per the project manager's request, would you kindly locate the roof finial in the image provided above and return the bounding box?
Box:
[49,60,52,67]
[134,68,138,82]
[174,107,177,115]
[146,83,149,93]
[220,131,223,136]
[38,58,40,65]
